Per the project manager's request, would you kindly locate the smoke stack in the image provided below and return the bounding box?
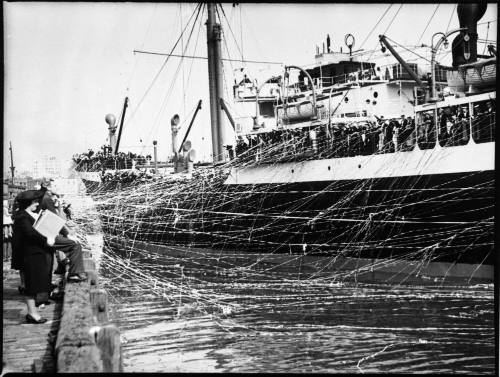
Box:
[327,34,331,53]
[451,3,487,67]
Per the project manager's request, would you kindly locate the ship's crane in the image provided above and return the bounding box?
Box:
[378,35,423,86]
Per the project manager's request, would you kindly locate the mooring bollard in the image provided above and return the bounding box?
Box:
[84,257,98,285]
[90,288,109,324]
[83,257,96,271]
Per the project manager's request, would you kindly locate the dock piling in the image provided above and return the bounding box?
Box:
[90,288,109,323]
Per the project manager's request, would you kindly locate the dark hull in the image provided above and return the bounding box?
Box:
[95,170,494,278]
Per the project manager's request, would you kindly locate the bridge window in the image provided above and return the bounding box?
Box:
[259,102,275,118]
[416,109,436,150]
[472,99,495,143]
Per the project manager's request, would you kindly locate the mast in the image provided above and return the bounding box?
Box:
[9,141,15,181]
[206,3,225,163]
[115,96,129,155]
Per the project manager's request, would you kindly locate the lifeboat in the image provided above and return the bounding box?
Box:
[446,57,496,91]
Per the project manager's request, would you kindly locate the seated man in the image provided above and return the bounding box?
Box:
[38,178,86,282]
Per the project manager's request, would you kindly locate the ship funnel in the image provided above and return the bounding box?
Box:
[451,3,487,67]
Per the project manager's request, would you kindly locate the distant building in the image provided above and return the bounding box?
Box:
[31,155,72,178]
[3,179,27,208]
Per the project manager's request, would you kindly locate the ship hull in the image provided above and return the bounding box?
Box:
[88,139,494,283]
[99,169,494,274]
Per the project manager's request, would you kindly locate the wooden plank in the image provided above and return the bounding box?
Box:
[2,264,62,374]
[57,345,103,373]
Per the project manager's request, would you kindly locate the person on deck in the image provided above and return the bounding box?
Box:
[39,178,86,282]
[12,190,54,324]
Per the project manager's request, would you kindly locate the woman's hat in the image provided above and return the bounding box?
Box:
[16,189,44,203]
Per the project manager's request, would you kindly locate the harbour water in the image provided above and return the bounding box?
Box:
[99,243,495,373]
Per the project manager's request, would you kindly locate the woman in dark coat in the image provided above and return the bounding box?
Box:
[12,190,55,324]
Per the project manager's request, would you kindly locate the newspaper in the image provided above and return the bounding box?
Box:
[33,209,66,239]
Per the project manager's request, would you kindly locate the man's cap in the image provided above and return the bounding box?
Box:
[16,189,44,203]
[40,177,54,187]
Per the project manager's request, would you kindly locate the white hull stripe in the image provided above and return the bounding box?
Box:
[225,142,495,185]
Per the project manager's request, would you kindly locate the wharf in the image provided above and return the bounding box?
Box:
[2,262,61,373]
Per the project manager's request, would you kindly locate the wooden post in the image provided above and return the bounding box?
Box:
[32,358,43,373]
[84,258,96,272]
[86,269,98,286]
[96,324,123,372]
[90,288,109,324]
[84,257,98,285]
[83,249,92,258]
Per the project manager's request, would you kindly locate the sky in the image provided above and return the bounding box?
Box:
[3,2,497,175]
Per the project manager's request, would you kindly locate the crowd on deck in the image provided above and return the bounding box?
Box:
[101,169,156,185]
[235,102,495,162]
[3,178,86,324]
[72,145,152,172]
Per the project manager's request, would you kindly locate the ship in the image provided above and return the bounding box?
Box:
[76,3,495,284]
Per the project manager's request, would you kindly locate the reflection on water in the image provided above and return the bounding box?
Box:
[100,245,494,373]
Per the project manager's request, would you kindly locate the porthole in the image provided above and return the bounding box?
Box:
[328,166,331,171]
[372,100,377,105]
[358,164,361,169]
[344,97,349,103]
[373,92,378,98]
[366,99,371,104]
[291,169,294,173]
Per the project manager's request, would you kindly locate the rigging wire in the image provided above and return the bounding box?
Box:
[482,22,490,55]
[218,3,245,65]
[444,4,457,34]
[125,3,159,95]
[240,3,244,62]
[143,3,204,151]
[358,4,393,51]
[381,4,403,36]
[184,4,205,108]
[416,4,440,46]
[366,4,403,63]
[132,50,282,65]
[180,3,186,116]
[124,3,202,131]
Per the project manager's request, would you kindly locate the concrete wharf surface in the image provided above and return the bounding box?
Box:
[2,262,62,373]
